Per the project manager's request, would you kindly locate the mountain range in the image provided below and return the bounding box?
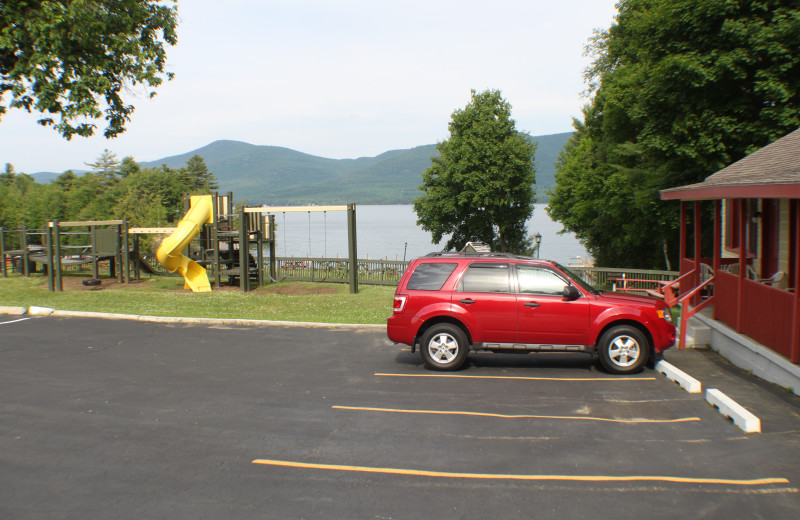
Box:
[36,132,572,205]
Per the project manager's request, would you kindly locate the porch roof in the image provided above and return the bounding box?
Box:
[661,128,800,201]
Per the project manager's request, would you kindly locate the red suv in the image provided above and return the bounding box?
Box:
[387,253,676,374]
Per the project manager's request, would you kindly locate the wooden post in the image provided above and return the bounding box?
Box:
[133,234,141,281]
[213,192,221,288]
[91,226,99,279]
[239,205,249,293]
[792,201,800,363]
[45,222,54,291]
[347,203,358,294]
[21,226,29,277]
[693,201,702,306]
[713,200,722,320]
[122,218,130,284]
[0,227,6,277]
[737,200,747,332]
[54,220,62,292]
[268,215,276,283]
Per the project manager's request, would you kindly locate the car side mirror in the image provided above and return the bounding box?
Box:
[563,285,581,301]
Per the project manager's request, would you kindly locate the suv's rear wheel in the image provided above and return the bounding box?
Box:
[420,323,469,371]
[598,325,648,374]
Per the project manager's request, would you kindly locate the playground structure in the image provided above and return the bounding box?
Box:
[1,193,362,294]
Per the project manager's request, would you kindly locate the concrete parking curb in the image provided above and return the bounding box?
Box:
[655,357,762,434]
[654,360,702,393]
[706,388,761,433]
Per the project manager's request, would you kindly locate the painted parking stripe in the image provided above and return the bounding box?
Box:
[332,405,700,424]
[0,318,31,325]
[251,459,791,487]
[374,373,656,382]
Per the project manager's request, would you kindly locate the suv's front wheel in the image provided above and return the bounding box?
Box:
[598,325,649,374]
[420,323,469,371]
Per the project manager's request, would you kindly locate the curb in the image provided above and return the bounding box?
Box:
[655,358,761,434]
[706,388,761,433]
[0,306,386,330]
[654,360,702,393]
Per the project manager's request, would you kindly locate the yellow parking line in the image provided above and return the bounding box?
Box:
[374,373,656,382]
[332,405,700,424]
[251,459,791,487]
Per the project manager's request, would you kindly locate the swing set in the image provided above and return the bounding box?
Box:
[243,204,359,294]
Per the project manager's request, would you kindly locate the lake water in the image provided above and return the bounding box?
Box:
[269,204,589,265]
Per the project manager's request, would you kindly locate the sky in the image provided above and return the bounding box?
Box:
[0,0,620,174]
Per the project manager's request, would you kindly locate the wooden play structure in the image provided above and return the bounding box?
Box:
[1,193,360,294]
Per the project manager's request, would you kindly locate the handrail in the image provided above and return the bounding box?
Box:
[676,275,716,349]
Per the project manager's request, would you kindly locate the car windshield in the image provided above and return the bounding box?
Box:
[554,263,603,295]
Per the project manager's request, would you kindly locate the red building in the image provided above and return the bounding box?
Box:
[661,128,800,392]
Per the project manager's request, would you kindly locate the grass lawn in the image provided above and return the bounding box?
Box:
[0,274,395,325]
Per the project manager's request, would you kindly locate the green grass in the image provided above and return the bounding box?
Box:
[0,274,395,324]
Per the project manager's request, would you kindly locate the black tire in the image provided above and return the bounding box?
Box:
[82,278,102,287]
[598,325,649,374]
[420,323,469,371]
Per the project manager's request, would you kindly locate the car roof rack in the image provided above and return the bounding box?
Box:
[424,251,535,260]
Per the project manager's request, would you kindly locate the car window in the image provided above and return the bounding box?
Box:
[517,266,568,295]
[458,263,510,293]
[406,263,458,290]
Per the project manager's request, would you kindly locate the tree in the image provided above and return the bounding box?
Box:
[0,162,15,186]
[86,149,121,186]
[0,0,178,139]
[548,0,800,268]
[414,89,537,254]
[183,155,219,192]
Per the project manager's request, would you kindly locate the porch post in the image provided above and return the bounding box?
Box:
[693,201,701,306]
[714,200,722,320]
[679,202,686,262]
[737,200,746,332]
[792,201,800,363]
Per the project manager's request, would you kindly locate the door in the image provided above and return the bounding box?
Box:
[515,265,590,345]
[453,263,517,343]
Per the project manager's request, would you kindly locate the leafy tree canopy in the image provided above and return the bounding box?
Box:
[0,0,179,139]
[414,89,537,254]
[548,0,800,268]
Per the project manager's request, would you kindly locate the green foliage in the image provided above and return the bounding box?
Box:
[414,90,537,253]
[0,276,395,325]
[0,154,220,233]
[548,0,800,268]
[0,0,178,138]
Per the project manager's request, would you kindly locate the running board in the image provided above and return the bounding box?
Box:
[471,343,592,353]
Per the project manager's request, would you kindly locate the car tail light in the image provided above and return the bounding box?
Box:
[393,295,407,313]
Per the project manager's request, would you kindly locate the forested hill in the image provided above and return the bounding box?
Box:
[38,132,572,205]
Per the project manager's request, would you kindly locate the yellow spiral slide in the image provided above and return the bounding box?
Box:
[155,195,214,292]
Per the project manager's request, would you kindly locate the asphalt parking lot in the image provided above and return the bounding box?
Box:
[1,315,799,519]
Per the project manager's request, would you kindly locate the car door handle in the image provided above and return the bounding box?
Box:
[459,299,476,305]
[524,302,541,308]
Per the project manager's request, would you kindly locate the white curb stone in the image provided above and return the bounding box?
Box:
[705,388,761,433]
[655,360,702,393]
[0,306,27,315]
[28,306,55,316]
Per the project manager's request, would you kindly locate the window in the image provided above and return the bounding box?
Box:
[458,264,510,293]
[517,266,567,295]
[406,263,457,291]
